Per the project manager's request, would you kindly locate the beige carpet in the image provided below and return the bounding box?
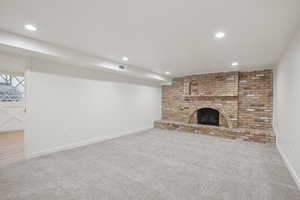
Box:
[0,128,299,199]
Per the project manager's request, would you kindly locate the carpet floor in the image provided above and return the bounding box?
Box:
[0,128,299,200]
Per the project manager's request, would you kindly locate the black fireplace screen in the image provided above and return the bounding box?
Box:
[197,108,219,126]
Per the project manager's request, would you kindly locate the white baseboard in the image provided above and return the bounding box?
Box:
[0,129,24,134]
[277,143,300,190]
[26,127,152,159]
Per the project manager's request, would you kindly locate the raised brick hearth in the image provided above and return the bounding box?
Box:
[154,120,275,143]
[155,69,274,143]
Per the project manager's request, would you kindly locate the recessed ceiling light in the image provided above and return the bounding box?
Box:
[215,31,225,39]
[165,71,170,75]
[122,56,128,61]
[231,62,239,66]
[24,24,37,32]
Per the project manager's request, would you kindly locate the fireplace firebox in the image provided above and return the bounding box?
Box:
[197,108,219,126]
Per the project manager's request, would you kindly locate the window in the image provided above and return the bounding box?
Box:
[0,73,24,102]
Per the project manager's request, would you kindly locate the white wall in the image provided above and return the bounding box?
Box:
[275,28,300,189]
[25,59,161,158]
[0,52,27,74]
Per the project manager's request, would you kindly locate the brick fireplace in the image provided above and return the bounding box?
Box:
[154,70,275,143]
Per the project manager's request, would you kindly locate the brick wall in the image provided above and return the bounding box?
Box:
[161,70,273,130]
[238,70,273,129]
[183,72,239,96]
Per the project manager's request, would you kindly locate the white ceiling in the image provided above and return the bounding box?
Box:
[0,0,300,77]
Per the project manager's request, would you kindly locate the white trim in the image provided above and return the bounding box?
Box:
[277,143,300,190]
[26,127,152,159]
[0,129,23,134]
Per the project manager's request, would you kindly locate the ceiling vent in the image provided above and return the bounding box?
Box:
[118,65,126,70]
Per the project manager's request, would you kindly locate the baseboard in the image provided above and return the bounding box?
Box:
[26,127,152,159]
[0,129,24,134]
[277,143,300,190]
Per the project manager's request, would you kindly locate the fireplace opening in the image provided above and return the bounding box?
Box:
[197,108,219,126]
